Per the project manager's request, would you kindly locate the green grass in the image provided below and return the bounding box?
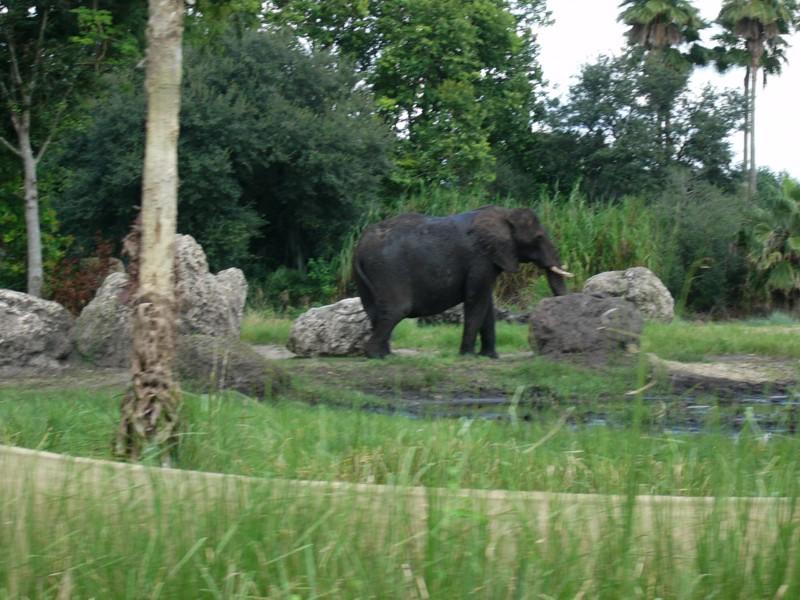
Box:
[242,308,800,363]
[643,319,800,362]
[4,316,800,597]
[6,461,800,599]
[2,386,799,498]
[240,311,293,345]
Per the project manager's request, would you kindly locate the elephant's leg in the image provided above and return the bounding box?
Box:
[478,299,498,358]
[460,291,492,356]
[364,304,406,359]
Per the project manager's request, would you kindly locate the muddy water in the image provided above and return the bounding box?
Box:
[364,391,800,435]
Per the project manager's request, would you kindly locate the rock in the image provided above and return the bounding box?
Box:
[72,273,133,367]
[176,335,290,399]
[73,235,248,367]
[287,297,371,357]
[0,290,74,373]
[529,293,643,365]
[583,267,674,322]
[174,235,248,338]
[417,303,529,326]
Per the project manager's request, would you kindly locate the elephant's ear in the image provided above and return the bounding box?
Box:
[471,208,519,273]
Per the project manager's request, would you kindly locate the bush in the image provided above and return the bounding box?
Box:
[0,184,71,294]
[652,172,748,315]
[49,237,116,315]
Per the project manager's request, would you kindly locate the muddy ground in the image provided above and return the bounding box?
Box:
[2,344,798,433]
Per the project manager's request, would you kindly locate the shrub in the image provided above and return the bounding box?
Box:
[49,237,116,315]
[652,172,748,315]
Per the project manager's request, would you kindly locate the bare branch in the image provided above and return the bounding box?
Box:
[0,134,22,157]
[29,7,49,96]
[5,28,23,89]
[35,83,73,164]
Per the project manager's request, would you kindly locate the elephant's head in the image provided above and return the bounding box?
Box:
[472,206,573,295]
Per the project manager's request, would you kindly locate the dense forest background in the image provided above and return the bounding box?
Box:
[1,0,799,316]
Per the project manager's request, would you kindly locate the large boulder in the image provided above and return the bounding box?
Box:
[174,235,247,338]
[72,273,132,367]
[287,297,371,357]
[529,293,643,365]
[0,290,74,372]
[583,267,674,322]
[176,335,290,399]
[73,235,248,367]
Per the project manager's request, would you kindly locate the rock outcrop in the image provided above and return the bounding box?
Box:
[287,297,371,357]
[0,290,74,372]
[583,267,674,322]
[176,335,290,399]
[73,235,248,367]
[529,293,643,365]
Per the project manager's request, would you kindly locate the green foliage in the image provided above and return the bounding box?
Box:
[270,0,550,192]
[535,187,664,286]
[619,0,706,50]
[50,28,392,274]
[653,171,749,314]
[0,179,70,292]
[553,51,743,198]
[745,176,800,308]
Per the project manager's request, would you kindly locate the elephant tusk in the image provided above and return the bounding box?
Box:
[550,266,574,278]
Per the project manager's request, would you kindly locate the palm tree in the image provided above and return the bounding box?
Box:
[712,29,788,191]
[718,0,798,199]
[618,0,707,156]
[115,0,184,463]
[619,0,706,50]
[747,176,800,308]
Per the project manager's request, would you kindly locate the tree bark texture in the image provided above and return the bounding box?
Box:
[16,115,44,297]
[116,0,184,462]
[749,57,758,199]
[742,67,749,184]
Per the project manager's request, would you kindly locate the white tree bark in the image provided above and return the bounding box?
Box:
[116,0,184,462]
[749,57,758,199]
[15,115,44,297]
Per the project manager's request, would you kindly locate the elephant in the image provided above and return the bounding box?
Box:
[353,205,573,358]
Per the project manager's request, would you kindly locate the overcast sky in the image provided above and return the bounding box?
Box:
[536,0,800,178]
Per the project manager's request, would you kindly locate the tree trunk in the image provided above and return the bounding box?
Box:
[749,58,758,199]
[742,66,749,180]
[115,0,184,463]
[12,112,44,297]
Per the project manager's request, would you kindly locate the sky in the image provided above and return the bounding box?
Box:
[536,0,800,178]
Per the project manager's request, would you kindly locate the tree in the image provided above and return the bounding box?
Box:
[619,0,705,50]
[115,0,184,462]
[51,28,392,275]
[618,0,706,158]
[269,0,549,191]
[553,52,743,198]
[746,176,800,308]
[717,0,797,198]
[0,1,140,296]
[712,29,787,183]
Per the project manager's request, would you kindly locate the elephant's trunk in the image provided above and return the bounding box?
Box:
[546,269,569,296]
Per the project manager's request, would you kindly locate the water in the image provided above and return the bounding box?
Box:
[362,391,800,435]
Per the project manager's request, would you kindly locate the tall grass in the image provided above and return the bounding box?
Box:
[3,387,800,498]
[5,462,800,599]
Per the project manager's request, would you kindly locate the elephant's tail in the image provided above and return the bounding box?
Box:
[353,255,377,323]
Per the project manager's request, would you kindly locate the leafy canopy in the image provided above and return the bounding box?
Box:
[50,28,393,275]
